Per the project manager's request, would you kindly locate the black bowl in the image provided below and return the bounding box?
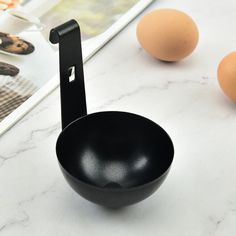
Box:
[56,111,174,207]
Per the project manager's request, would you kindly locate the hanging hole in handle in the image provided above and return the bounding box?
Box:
[68,66,76,83]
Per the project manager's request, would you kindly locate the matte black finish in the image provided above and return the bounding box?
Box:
[50,19,87,129]
[50,20,174,208]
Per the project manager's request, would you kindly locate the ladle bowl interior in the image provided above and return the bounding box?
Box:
[56,111,174,207]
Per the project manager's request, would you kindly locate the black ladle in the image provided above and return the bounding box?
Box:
[50,20,174,208]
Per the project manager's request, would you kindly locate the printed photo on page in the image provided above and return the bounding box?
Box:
[0,0,154,134]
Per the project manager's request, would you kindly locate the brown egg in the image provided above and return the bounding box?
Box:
[217,52,236,101]
[136,9,199,62]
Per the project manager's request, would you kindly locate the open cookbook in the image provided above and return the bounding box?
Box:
[0,0,154,135]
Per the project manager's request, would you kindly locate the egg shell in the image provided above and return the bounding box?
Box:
[136,9,199,62]
[217,52,236,101]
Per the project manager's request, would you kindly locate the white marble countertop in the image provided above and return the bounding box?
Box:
[1,0,236,235]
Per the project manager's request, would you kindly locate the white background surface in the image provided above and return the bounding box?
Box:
[1,0,236,235]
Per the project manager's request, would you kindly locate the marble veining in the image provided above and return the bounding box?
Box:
[0,211,30,233]
[1,0,236,235]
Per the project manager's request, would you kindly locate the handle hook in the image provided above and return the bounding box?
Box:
[50,20,87,130]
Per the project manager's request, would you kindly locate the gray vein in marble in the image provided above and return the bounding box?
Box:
[0,211,29,233]
[26,122,60,142]
[166,76,212,87]
[209,207,236,235]
[18,181,58,207]
[93,77,211,110]
[0,146,36,168]
[0,182,58,234]
[92,85,162,110]
[0,123,60,168]
[210,214,227,234]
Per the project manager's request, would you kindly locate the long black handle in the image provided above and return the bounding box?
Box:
[49,19,87,130]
